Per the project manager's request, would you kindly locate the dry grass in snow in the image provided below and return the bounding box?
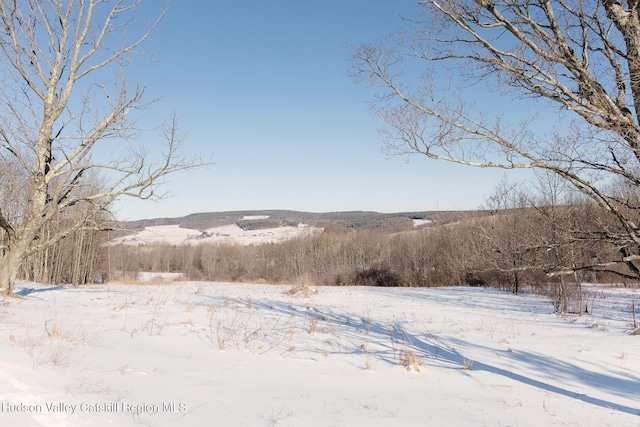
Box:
[0,281,639,426]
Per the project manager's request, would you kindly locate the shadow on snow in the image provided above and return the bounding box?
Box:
[198,291,640,417]
[15,284,640,417]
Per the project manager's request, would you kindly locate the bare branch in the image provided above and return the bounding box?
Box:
[0,1,210,293]
[352,0,640,281]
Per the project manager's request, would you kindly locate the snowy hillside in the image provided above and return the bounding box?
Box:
[108,223,322,246]
[0,282,638,426]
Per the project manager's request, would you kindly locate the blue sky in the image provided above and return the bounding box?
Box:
[111,1,534,220]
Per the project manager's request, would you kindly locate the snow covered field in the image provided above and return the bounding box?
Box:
[108,224,323,246]
[0,281,639,426]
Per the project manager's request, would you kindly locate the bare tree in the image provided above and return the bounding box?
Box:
[352,1,640,279]
[474,178,540,293]
[0,1,207,294]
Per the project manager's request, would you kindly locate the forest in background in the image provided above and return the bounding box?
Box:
[14,175,640,315]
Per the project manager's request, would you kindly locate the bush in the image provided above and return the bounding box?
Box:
[352,268,401,287]
[464,272,486,287]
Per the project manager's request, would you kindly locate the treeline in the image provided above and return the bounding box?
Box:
[104,213,613,290]
[103,202,629,312]
[9,171,639,315]
[101,175,640,313]
[19,222,105,285]
[0,156,109,286]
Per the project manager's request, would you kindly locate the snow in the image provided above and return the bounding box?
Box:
[412,218,432,227]
[108,224,201,245]
[108,224,323,246]
[1,282,639,426]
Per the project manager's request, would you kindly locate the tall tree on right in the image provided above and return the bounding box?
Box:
[352,0,640,279]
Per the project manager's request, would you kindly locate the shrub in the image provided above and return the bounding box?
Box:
[464,272,486,287]
[352,268,401,287]
[399,348,424,372]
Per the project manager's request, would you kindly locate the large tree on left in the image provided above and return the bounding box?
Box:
[0,0,204,294]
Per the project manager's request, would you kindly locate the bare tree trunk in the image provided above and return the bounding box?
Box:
[0,253,20,292]
[0,237,31,293]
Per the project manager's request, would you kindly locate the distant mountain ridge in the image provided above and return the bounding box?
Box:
[119,209,485,233]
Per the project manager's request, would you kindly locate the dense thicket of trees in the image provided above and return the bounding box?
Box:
[20,222,107,286]
[102,187,635,313]
[0,156,109,286]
